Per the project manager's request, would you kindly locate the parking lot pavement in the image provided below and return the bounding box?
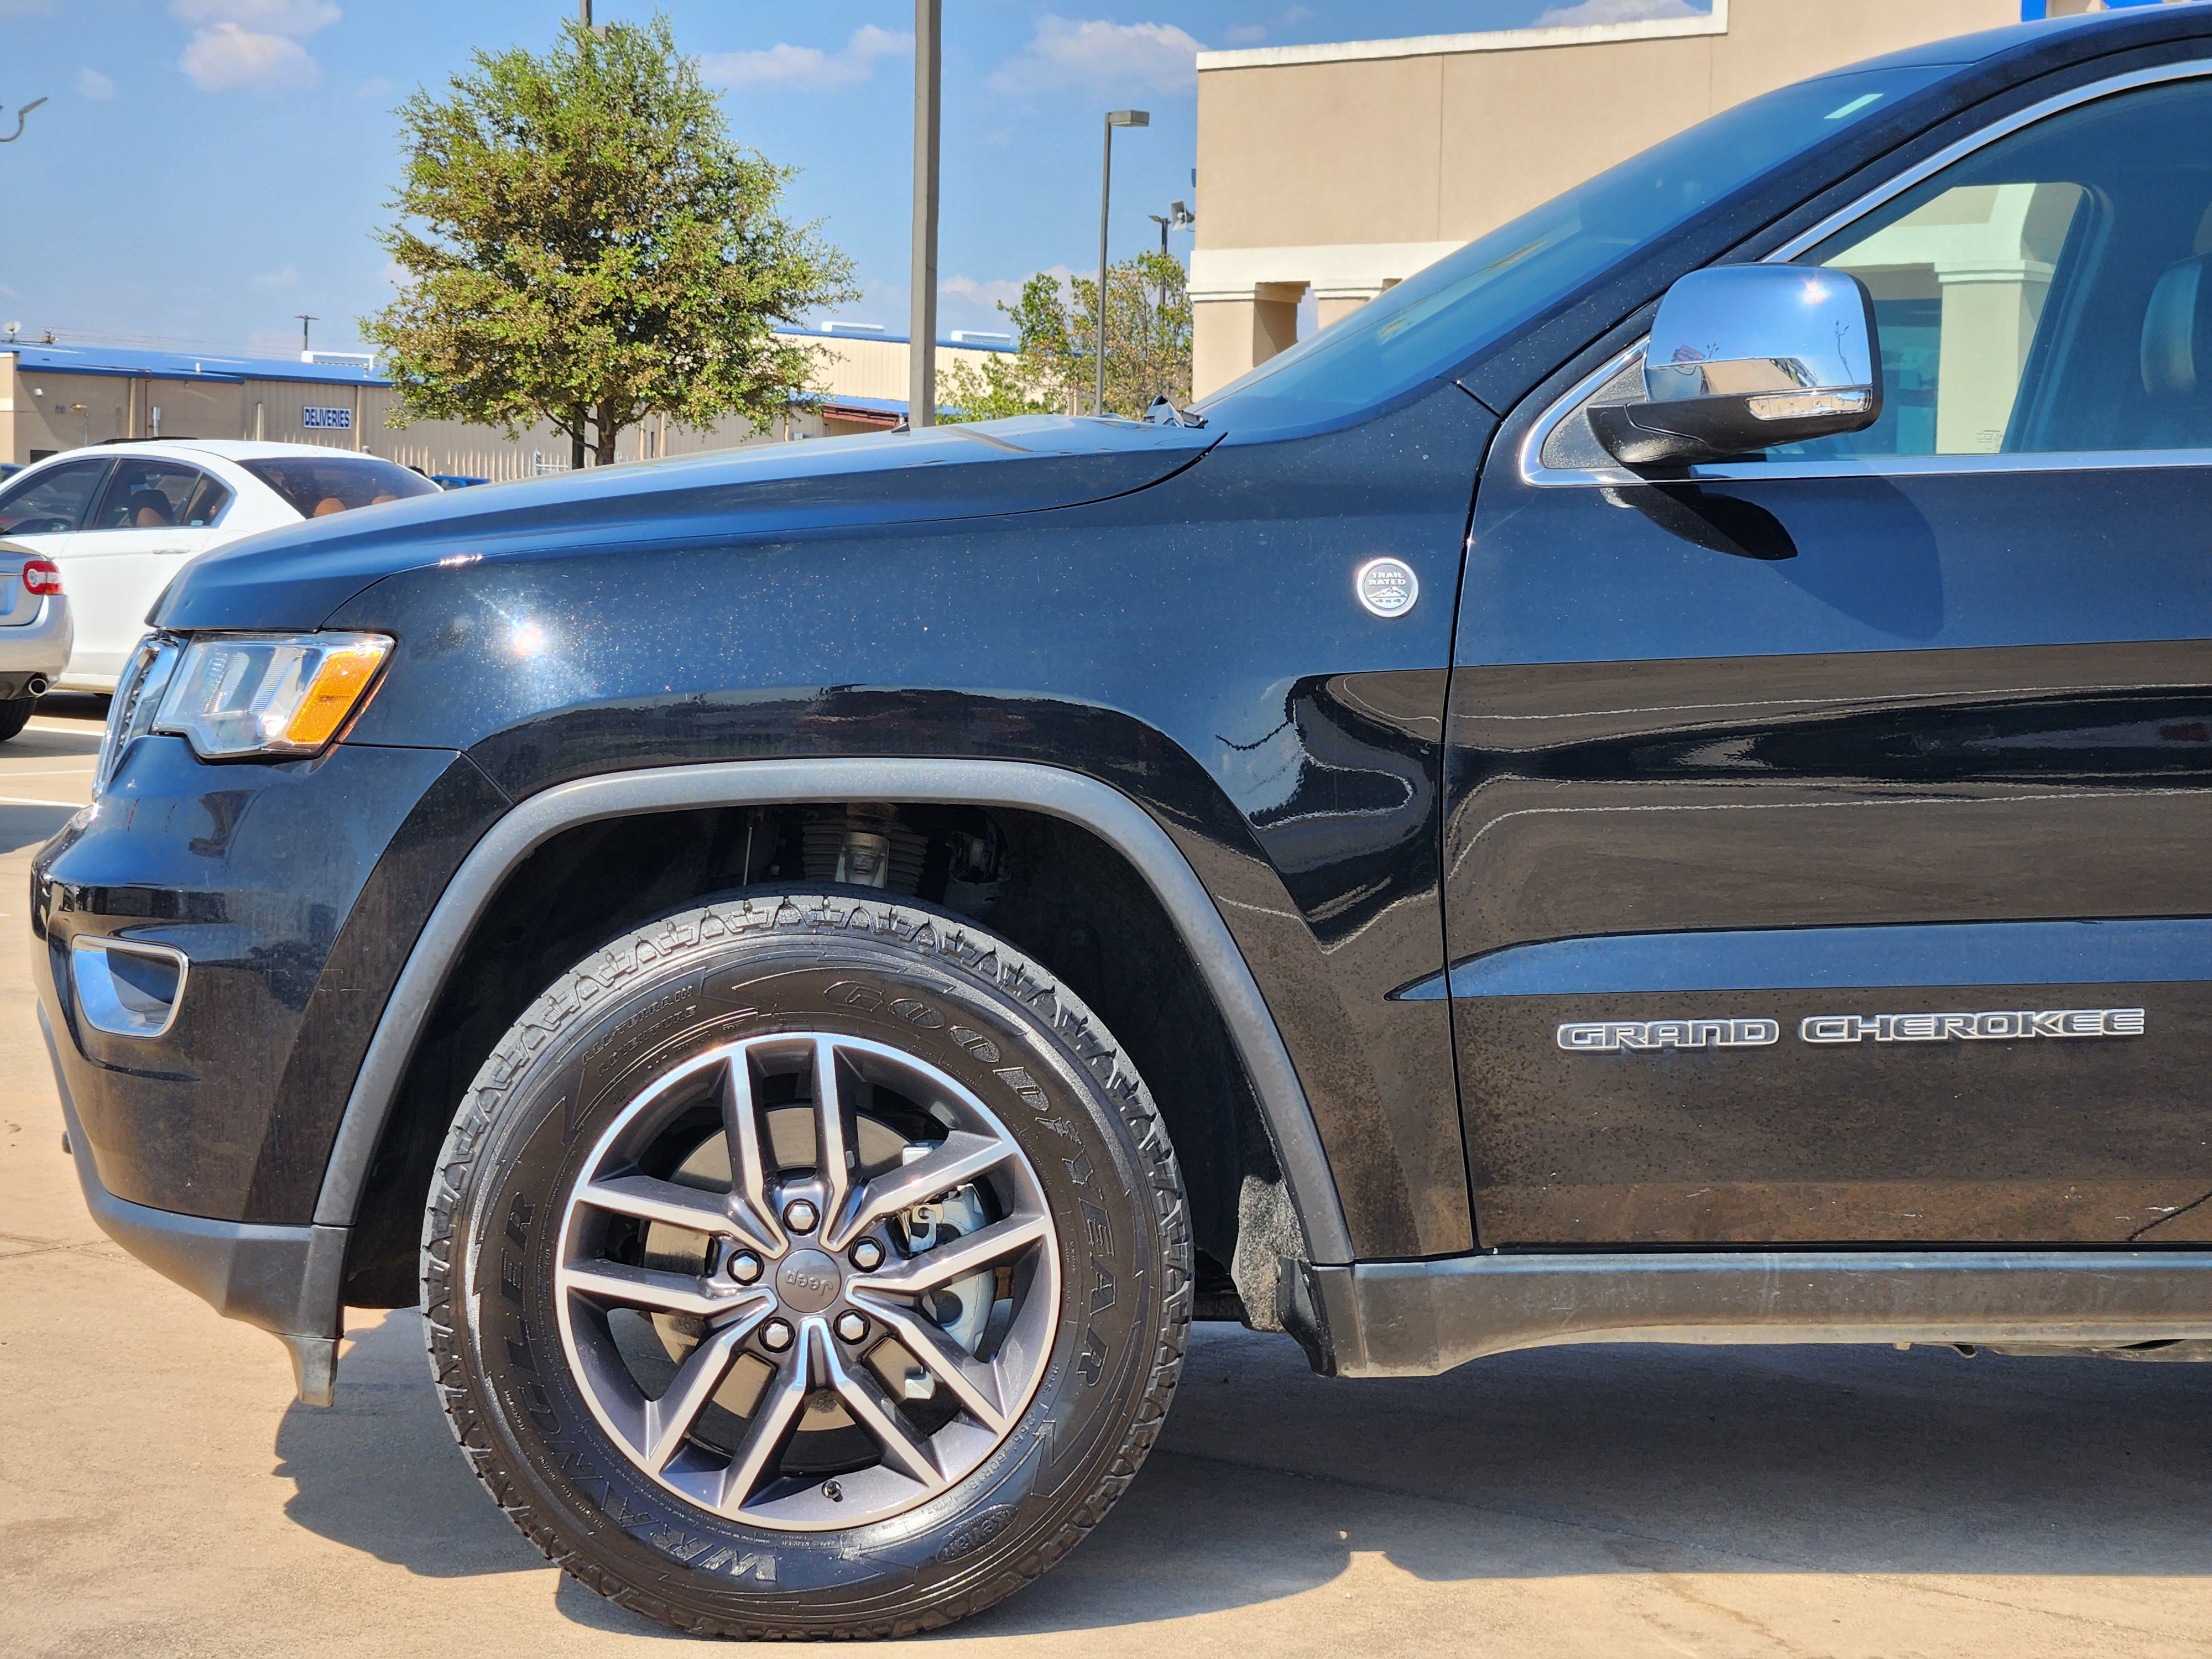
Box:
[3,702,2211,1657]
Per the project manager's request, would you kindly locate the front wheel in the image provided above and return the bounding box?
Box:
[422,892,1191,1638]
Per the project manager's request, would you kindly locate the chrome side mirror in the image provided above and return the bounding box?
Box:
[1591,265,1881,468]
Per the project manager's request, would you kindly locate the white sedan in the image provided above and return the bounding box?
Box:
[0,440,442,691]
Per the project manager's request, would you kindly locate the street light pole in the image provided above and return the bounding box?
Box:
[1,98,47,144]
[296,315,317,358]
[909,0,942,429]
[1095,108,1148,418]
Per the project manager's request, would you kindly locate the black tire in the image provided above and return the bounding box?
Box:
[421,891,1192,1638]
[0,696,36,742]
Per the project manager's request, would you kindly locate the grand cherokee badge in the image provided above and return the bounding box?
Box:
[1355,557,1419,617]
[1558,1019,1778,1051]
[1801,1008,2146,1042]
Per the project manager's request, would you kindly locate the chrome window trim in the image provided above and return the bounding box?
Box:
[1520,59,2212,490]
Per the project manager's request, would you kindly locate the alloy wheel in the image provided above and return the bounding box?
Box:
[551,1031,1061,1532]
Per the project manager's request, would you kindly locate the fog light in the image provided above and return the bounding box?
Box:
[72,937,187,1039]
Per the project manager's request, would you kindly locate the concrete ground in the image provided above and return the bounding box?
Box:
[3,698,2211,1657]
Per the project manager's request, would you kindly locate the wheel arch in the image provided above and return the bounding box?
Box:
[314,758,1354,1298]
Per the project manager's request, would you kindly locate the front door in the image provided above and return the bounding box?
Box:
[1442,69,2212,1246]
[58,458,225,684]
[0,455,113,565]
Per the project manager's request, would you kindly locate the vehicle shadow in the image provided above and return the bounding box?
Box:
[275,1308,2212,1637]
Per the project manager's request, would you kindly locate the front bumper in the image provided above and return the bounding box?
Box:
[41,1001,343,1402]
[28,729,503,1400]
[31,733,481,1220]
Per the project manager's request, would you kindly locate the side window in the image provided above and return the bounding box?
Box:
[1778,76,2212,460]
[91,460,215,531]
[0,460,111,535]
[182,474,232,527]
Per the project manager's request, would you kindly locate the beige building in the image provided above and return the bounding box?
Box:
[0,329,1015,477]
[1188,0,2029,397]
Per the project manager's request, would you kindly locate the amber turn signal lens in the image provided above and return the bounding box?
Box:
[283,643,390,748]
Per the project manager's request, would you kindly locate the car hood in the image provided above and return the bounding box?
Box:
[154,414,1219,632]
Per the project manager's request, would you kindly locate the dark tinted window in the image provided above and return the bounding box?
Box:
[0,459,111,535]
[91,460,229,530]
[1775,77,2212,458]
[187,474,233,524]
[242,455,440,519]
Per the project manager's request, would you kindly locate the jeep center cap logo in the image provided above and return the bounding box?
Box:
[1356,557,1419,618]
[775,1248,842,1313]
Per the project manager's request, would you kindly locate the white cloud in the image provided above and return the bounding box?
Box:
[986,16,1203,98]
[173,0,337,92]
[75,67,116,100]
[943,275,1029,311]
[951,267,1073,304]
[253,264,298,289]
[180,22,321,91]
[171,0,339,31]
[940,268,1076,335]
[701,24,911,92]
[1535,0,1702,23]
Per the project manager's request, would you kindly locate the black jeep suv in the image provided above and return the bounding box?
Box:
[35,9,2212,1636]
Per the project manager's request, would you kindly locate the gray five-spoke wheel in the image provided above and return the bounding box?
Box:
[552,1032,1061,1531]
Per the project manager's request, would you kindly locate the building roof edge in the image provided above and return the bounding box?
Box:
[1196,1,1728,72]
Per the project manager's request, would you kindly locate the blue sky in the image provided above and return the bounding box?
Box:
[0,0,1740,357]
[0,0,2070,359]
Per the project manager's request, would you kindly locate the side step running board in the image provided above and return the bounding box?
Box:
[1282,1250,2212,1378]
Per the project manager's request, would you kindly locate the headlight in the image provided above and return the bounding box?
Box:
[94,635,182,797]
[152,633,393,760]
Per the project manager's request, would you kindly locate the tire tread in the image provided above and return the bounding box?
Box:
[419,891,1192,1639]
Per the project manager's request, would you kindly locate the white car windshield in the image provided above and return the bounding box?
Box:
[1194,65,1950,427]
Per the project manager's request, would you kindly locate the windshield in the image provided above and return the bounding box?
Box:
[242,455,440,519]
[1194,65,1950,427]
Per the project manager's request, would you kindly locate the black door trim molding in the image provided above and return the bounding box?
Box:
[311,755,1356,1265]
[1287,1249,2212,1377]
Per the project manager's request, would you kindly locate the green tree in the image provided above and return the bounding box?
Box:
[363,14,855,469]
[941,249,1191,422]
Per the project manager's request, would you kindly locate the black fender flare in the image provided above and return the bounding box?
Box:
[312,756,1356,1273]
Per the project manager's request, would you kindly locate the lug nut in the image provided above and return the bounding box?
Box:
[835,1311,869,1344]
[728,1251,763,1285]
[760,1318,794,1352]
[783,1199,818,1234]
[850,1238,884,1272]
